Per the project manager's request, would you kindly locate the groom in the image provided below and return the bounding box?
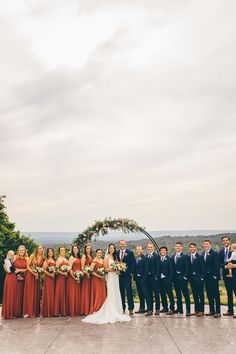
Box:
[117,240,135,315]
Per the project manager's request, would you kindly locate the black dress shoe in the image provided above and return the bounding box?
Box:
[166,310,174,315]
[135,309,146,314]
[154,310,160,315]
[145,311,153,316]
[159,308,168,313]
[205,312,215,316]
[129,310,134,316]
[173,309,183,314]
[214,313,221,318]
[186,312,191,317]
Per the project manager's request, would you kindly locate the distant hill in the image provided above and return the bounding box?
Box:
[23,230,236,254]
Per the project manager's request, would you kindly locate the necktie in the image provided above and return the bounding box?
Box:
[224,248,229,263]
[175,254,179,264]
[204,251,208,262]
[121,250,124,261]
[191,255,194,263]
[161,257,165,262]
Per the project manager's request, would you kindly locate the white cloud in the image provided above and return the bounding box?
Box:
[0,0,236,231]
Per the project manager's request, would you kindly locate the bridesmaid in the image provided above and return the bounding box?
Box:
[89,249,106,314]
[2,250,17,319]
[40,248,56,317]
[54,246,69,317]
[66,244,82,316]
[13,245,28,318]
[80,243,93,315]
[23,245,45,318]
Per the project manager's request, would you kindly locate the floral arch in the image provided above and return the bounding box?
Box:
[74,217,159,251]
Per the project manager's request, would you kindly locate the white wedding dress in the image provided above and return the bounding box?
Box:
[82,257,131,324]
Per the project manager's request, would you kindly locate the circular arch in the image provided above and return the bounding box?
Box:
[74,217,159,251]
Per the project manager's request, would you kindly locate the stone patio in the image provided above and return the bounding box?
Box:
[0,306,236,354]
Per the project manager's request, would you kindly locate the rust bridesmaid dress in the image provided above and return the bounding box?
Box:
[80,257,92,315]
[89,262,106,314]
[40,260,56,317]
[66,258,82,316]
[54,260,68,317]
[2,271,17,319]
[23,258,44,318]
[13,257,27,318]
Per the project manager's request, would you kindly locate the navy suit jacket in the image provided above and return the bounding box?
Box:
[219,247,232,279]
[134,254,149,279]
[144,252,161,279]
[117,249,135,276]
[172,253,189,280]
[202,249,220,279]
[159,256,174,282]
[188,253,205,281]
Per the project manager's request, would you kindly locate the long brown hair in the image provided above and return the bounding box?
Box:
[46,248,55,260]
[32,244,44,261]
[84,243,92,258]
[71,244,81,259]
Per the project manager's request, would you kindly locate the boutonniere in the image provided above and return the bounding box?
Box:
[125,253,127,257]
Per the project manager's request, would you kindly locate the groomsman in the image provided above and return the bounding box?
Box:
[219,235,234,316]
[159,246,175,315]
[188,243,205,317]
[117,240,135,315]
[144,242,161,316]
[172,242,191,316]
[203,240,221,318]
[134,245,148,313]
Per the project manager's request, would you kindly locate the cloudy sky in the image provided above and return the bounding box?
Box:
[1,0,236,232]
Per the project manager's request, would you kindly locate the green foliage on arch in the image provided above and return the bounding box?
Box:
[74,217,143,246]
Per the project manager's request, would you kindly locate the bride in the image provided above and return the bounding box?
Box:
[82,243,131,324]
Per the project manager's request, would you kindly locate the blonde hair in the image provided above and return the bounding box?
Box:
[7,250,14,257]
[231,243,236,251]
[16,245,28,258]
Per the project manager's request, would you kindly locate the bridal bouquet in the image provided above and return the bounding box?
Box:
[96,267,106,278]
[74,270,83,282]
[59,265,71,273]
[84,265,93,278]
[111,261,127,274]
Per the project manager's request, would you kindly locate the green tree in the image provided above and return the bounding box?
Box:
[0,195,36,303]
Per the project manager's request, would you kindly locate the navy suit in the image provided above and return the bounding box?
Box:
[188,253,205,313]
[219,247,233,313]
[203,249,221,314]
[117,249,135,311]
[134,254,148,310]
[144,252,161,312]
[172,253,191,313]
[159,256,175,311]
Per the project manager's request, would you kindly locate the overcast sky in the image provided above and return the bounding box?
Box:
[1,0,236,232]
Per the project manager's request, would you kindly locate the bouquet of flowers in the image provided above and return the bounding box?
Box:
[110,261,127,274]
[96,267,106,278]
[59,265,71,273]
[74,270,83,282]
[32,265,44,274]
[84,265,93,278]
[47,265,57,274]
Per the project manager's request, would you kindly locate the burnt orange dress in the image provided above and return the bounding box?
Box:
[66,258,81,316]
[40,260,56,317]
[23,257,44,318]
[89,261,106,314]
[13,257,27,318]
[80,256,92,315]
[54,260,68,317]
[2,271,17,319]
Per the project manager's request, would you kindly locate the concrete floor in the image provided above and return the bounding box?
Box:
[0,306,236,354]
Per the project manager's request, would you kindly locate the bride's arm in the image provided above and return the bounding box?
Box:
[104,256,110,272]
